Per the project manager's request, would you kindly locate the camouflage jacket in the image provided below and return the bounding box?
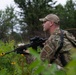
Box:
[40,27,75,66]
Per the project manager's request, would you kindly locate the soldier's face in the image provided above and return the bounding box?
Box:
[42,21,51,31]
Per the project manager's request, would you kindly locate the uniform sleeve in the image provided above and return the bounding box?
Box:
[40,35,60,62]
[40,36,60,62]
[40,44,53,62]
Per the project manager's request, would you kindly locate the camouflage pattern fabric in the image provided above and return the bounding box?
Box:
[40,27,75,66]
[25,54,35,64]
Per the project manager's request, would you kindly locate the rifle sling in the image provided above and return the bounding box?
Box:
[50,29,64,63]
[50,30,76,66]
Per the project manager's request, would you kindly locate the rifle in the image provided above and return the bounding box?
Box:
[0,36,47,56]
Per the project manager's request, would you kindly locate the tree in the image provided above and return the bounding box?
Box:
[64,0,76,29]
[0,6,19,42]
[51,0,76,29]
[14,0,56,37]
[53,4,66,28]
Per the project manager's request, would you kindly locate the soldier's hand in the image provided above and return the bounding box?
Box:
[17,43,25,47]
[23,49,30,53]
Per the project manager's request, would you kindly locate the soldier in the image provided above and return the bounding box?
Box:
[39,14,76,67]
[24,14,76,69]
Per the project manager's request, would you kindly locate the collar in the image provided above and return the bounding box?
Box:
[52,27,60,35]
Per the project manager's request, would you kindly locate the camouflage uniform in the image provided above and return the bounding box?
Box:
[40,27,75,67]
[25,54,35,64]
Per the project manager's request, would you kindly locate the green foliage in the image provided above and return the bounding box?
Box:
[65,48,76,75]
[0,41,76,75]
[0,40,26,75]
[63,0,75,29]
[53,0,76,29]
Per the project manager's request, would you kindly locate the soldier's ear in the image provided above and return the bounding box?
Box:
[50,21,53,27]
